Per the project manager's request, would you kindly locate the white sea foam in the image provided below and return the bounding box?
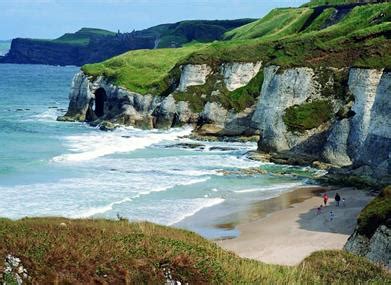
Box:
[165,198,225,225]
[32,109,60,122]
[71,197,132,218]
[52,127,193,162]
[233,182,303,193]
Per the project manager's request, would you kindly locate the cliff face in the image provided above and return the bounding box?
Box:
[58,63,259,135]
[1,36,155,66]
[251,67,390,179]
[59,63,390,180]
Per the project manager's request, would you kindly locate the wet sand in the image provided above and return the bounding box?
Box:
[217,187,373,266]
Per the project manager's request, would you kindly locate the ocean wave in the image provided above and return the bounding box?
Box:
[233,182,303,193]
[31,109,61,122]
[71,197,132,218]
[167,198,225,225]
[52,127,193,162]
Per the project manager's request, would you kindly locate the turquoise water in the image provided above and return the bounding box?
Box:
[0,64,316,238]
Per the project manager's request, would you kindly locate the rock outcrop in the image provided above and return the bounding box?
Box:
[345,225,391,269]
[252,66,326,152]
[221,61,262,91]
[177,64,212,92]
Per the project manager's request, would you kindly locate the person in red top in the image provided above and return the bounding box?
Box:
[323,193,329,206]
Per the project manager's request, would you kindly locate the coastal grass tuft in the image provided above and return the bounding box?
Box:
[357,185,391,238]
[283,100,333,132]
[0,218,389,284]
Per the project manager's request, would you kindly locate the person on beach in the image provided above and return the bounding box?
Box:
[323,193,329,206]
[335,193,341,207]
[329,210,334,221]
[316,205,323,215]
[342,197,346,207]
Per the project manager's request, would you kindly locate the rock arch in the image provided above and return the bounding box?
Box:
[94,88,107,117]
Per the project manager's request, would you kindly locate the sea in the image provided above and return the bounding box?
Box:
[0,64,322,239]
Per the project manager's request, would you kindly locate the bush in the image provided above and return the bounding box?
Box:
[283,100,333,132]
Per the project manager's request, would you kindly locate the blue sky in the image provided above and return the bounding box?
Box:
[0,0,308,40]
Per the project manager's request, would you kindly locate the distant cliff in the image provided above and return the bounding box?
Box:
[0,20,254,66]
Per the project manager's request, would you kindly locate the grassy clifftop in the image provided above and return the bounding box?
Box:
[82,45,202,95]
[81,2,391,96]
[52,28,116,46]
[34,28,116,46]
[0,218,389,284]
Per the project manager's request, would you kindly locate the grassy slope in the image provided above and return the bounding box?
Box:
[154,19,255,48]
[0,218,389,284]
[81,2,391,101]
[188,3,391,66]
[224,8,313,40]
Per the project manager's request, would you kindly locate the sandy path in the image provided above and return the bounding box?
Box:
[218,188,373,266]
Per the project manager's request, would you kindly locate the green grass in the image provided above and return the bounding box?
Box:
[0,218,389,284]
[283,100,333,132]
[304,8,336,32]
[52,28,116,46]
[82,45,201,95]
[357,186,391,238]
[224,8,314,41]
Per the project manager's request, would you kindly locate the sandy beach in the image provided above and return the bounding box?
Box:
[218,187,374,266]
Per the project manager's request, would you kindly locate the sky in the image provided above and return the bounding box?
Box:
[0,0,309,40]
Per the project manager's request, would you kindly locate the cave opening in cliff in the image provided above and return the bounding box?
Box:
[94,88,107,117]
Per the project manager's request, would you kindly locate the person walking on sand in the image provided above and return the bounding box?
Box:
[335,193,341,207]
[323,193,329,206]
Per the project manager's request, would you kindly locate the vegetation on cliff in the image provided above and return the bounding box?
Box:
[357,186,391,238]
[0,218,389,284]
[81,1,391,103]
[283,100,333,132]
